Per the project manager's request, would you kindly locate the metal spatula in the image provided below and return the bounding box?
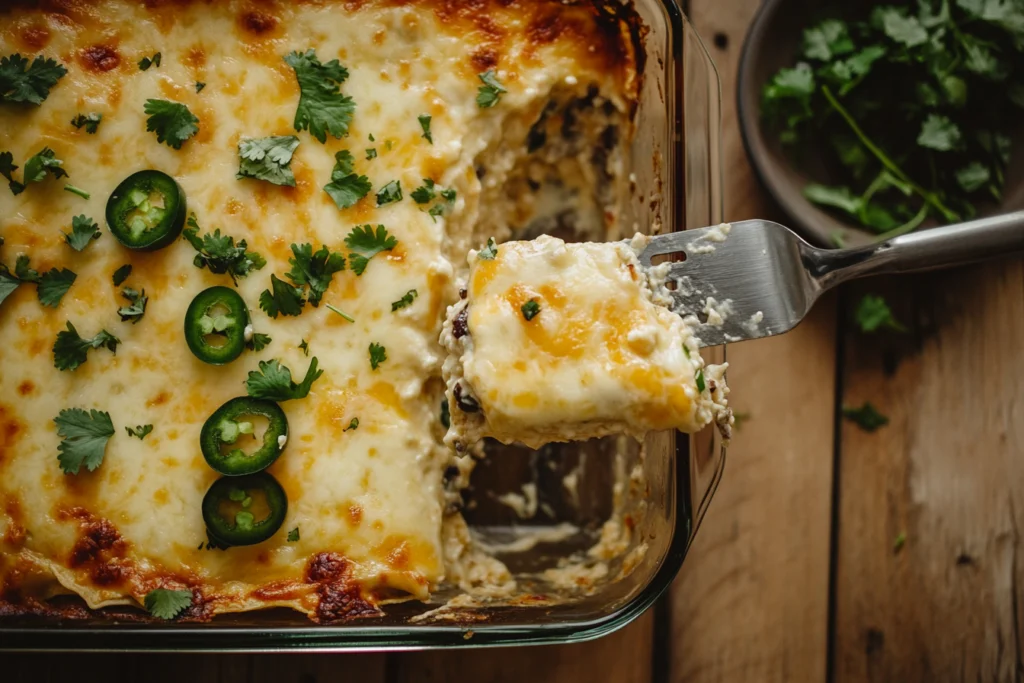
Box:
[638,212,1024,348]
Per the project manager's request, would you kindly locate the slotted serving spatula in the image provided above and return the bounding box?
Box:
[638,212,1024,348]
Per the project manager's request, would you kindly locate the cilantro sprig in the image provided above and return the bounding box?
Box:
[323,150,371,209]
[369,342,387,370]
[1,53,67,105]
[391,289,417,312]
[118,287,148,324]
[763,3,1024,237]
[246,357,323,401]
[126,424,154,440]
[284,49,355,143]
[144,99,199,149]
[64,215,101,251]
[183,214,266,283]
[53,322,121,371]
[54,408,115,475]
[144,588,193,620]
[476,70,507,108]
[258,243,345,318]
[71,113,102,134]
[344,224,397,275]
[237,135,300,186]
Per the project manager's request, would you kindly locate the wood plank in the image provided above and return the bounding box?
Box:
[833,263,1024,682]
[669,2,836,681]
[390,608,654,683]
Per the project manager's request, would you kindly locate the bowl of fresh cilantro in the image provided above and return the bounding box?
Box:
[738,0,1024,248]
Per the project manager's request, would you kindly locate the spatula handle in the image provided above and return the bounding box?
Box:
[814,211,1024,288]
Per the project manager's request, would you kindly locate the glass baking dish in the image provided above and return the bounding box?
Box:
[0,0,724,651]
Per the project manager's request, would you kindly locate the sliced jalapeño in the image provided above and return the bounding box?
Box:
[201,397,288,476]
[105,170,186,250]
[185,286,250,365]
[202,472,288,547]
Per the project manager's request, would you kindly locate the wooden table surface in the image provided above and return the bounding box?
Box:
[5,0,1023,680]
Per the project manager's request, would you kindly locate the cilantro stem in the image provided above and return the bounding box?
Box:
[820,86,960,223]
[326,303,354,322]
[873,202,929,242]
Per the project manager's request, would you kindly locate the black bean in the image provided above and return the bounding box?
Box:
[452,306,469,339]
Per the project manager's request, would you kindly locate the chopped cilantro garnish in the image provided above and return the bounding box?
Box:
[0,151,24,194]
[112,264,133,287]
[324,150,371,209]
[854,294,907,333]
[54,408,115,475]
[237,135,300,187]
[365,148,377,160]
[411,178,436,204]
[284,49,355,143]
[23,147,67,185]
[326,303,354,322]
[476,70,507,108]
[14,254,39,283]
[418,113,433,143]
[138,52,162,71]
[298,339,310,356]
[842,402,889,432]
[144,588,192,620]
[695,369,706,393]
[1,53,67,105]
[64,215,101,251]
[183,214,266,284]
[259,273,305,318]
[246,357,323,401]
[117,287,148,324]
[344,224,397,275]
[53,321,120,371]
[247,332,272,352]
[126,424,153,440]
[37,268,76,308]
[440,188,456,202]
[287,527,300,542]
[144,99,199,149]
[195,81,206,93]
[391,289,417,312]
[71,113,102,134]
[64,184,90,199]
[520,299,540,321]
[369,342,387,370]
[344,418,359,431]
[286,242,346,306]
[0,267,20,308]
[477,237,497,260]
[375,179,402,206]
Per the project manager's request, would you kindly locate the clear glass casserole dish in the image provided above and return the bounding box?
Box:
[0,0,724,651]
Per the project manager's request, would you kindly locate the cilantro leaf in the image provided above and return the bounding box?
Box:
[917,113,960,151]
[126,424,153,440]
[195,82,206,93]
[298,339,309,356]
[369,342,387,370]
[54,408,115,475]
[23,147,67,184]
[418,113,433,143]
[391,289,418,312]
[803,183,862,215]
[247,332,272,352]
[842,402,889,432]
[440,188,456,202]
[411,178,436,204]
[237,135,300,187]
[476,70,507,108]
[246,357,323,401]
[477,237,498,260]
[375,179,402,206]
[284,49,355,143]
[182,214,266,283]
[0,266,22,308]
[64,215,101,251]
[14,254,39,283]
[0,151,24,194]
[365,148,377,160]
[37,268,76,308]
[53,321,121,371]
[144,588,193,620]
[287,527,300,542]
[71,113,102,134]
[854,294,908,333]
[521,299,540,321]
[118,287,148,324]
[344,224,397,275]
[323,150,371,209]
[259,273,305,318]
[956,162,991,192]
[0,53,67,105]
[112,264,133,287]
[874,7,928,47]
[286,242,345,306]
[138,52,162,71]
[144,99,199,149]
[802,19,854,61]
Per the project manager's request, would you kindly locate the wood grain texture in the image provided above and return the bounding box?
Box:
[390,609,654,683]
[669,1,836,682]
[833,264,1024,683]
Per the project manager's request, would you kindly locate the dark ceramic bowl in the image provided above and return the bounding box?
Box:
[736,0,1024,248]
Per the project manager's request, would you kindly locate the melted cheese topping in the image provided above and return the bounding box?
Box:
[441,235,730,451]
[0,0,639,621]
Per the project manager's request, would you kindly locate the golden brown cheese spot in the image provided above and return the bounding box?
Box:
[16,380,35,397]
[147,391,170,408]
[18,24,51,51]
[239,9,279,36]
[347,504,363,527]
[305,551,348,583]
[471,46,498,71]
[68,516,126,568]
[314,582,381,623]
[3,499,26,547]
[79,44,120,72]
[0,404,24,469]
[183,45,206,69]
